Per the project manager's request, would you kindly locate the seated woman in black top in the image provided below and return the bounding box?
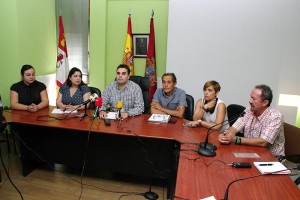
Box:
[10,64,49,112]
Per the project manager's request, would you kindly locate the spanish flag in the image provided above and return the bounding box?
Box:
[122,14,134,75]
[56,15,69,96]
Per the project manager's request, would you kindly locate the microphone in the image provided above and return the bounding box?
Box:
[223,165,299,200]
[116,101,123,120]
[80,93,98,106]
[198,111,245,157]
[92,97,103,119]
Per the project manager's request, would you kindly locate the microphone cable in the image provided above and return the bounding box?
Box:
[36,93,98,122]
[179,151,229,167]
[181,111,245,146]
[10,123,150,198]
[36,104,83,122]
[3,106,79,122]
[0,124,24,200]
[76,116,95,200]
[77,117,165,200]
[123,127,174,179]
[223,165,300,200]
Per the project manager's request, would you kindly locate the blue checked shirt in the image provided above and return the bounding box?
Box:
[152,87,187,110]
[100,80,144,116]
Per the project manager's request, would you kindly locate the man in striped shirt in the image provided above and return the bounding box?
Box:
[218,84,285,157]
[99,64,144,119]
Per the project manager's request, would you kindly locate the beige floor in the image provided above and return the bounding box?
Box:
[0,141,167,200]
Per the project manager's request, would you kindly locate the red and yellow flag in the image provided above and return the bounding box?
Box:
[56,15,69,96]
[145,16,157,101]
[122,15,134,75]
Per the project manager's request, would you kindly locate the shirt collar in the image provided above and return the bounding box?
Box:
[251,106,270,121]
[115,80,129,91]
[257,107,270,121]
[162,87,177,98]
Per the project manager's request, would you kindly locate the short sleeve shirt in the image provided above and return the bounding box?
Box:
[59,83,91,105]
[152,87,187,110]
[233,107,285,157]
[10,81,46,105]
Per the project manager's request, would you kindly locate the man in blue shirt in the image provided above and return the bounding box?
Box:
[151,73,187,118]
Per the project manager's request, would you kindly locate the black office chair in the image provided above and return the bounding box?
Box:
[227,104,246,125]
[227,104,246,136]
[88,86,101,109]
[184,94,194,121]
[129,76,150,114]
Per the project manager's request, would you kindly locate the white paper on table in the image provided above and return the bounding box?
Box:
[233,153,260,158]
[200,196,216,200]
[105,112,118,119]
[51,108,78,114]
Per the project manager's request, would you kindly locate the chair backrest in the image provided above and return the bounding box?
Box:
[88,86,101,109]
[184,94,194,121]
[283,122,300,163]
[227,104,246,126]
[0,94,3,124]
[129,76,150,114]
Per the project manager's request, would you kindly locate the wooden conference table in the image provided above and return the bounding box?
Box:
[4,107,300,200]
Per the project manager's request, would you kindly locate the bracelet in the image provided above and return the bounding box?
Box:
[197,119,202,125]
[235,136,240,145]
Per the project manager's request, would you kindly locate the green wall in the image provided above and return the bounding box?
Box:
[0,0,18,107]
[90,0,168,89]
[0,0,168,106]
[0,0,56,106]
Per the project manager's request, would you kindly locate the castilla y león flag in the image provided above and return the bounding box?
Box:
[145,16,157,101]
[56,15,69,95]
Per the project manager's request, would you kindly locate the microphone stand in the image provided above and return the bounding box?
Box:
[115,108,123,127]
[223,165,300,200]
[198,112,245,157]
[143,149,161,200]
[144,186,159,200]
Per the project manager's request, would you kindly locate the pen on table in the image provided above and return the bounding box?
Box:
[259,164,273,166]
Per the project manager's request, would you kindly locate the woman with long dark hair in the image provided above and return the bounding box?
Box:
[56,67,91,111]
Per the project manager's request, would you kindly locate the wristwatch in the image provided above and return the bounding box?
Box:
[197,119,202,125]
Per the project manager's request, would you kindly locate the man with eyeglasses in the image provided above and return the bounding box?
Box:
[218,84,285,158]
